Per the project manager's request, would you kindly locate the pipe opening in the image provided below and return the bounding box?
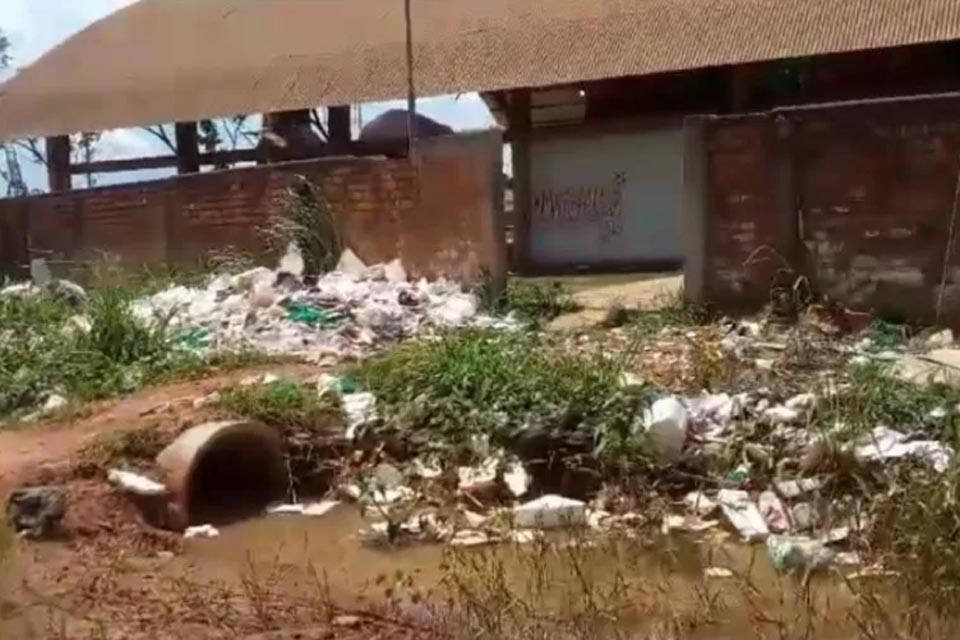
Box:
[186,430,287,526]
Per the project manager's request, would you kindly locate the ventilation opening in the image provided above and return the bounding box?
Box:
[186,431,287,526]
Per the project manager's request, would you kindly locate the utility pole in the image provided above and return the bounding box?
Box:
[404,0,417,155]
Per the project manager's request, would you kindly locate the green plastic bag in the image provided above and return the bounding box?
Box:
[287,302,340,328]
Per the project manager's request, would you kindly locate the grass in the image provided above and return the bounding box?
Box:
[626,289,708,338]
[218,379,345,496]
[813,363,960,446]
[0,280,285,422]
[351,329,650,467]
[478,278,581,324]
[218,379,342,434]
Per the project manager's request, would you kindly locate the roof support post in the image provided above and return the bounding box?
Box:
[508,88,532,272]
[175,122,200,174]
[45,135,71,192]
[328,106,351,152]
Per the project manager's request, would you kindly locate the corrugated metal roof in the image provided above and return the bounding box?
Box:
[2,0,960,140]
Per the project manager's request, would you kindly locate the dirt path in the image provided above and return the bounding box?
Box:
[0,363,317,497]
[544,272,684,330]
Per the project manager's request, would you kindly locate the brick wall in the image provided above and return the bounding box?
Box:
[688,96,960,323]
[0,131,505,283]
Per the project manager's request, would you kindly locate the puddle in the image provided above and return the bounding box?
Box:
[174,505,885,639]
[0,504,925,638]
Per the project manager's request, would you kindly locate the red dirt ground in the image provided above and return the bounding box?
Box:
[0,364,438,639]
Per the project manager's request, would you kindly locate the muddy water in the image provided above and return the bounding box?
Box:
[173,505,881,639]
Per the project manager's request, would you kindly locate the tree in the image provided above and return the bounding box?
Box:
[0,29,9,68]
[141,116,258,167]
[0,28,29,197]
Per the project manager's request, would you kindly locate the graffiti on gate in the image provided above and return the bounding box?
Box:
[533,172,626,237]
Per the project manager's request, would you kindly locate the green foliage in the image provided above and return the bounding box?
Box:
[218,379,341,435]
[479,278,581,323]
[352,330,644,460]
[872,465,960,617]
[629,289,708,338]
[262,177,342,275]
[0,286,267,420]
[816,364,960,446]
[0,29,9,68]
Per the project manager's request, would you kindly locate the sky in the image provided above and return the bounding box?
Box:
[0,0,496,192]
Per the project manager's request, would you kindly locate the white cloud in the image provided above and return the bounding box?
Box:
[1,0,496,192]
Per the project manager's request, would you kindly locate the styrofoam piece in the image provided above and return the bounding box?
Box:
[718,489,770,542]
[384,259,408,284]
[642,396,689,461]
[683,491,718,517]
[337,249,368,278]
[503,462,530,498]
[108,469,167,496]
[41,394,68,414]
[342,392,377,440]
[277,242,305,276]
[513,495,587,529]
[184,524,220,539]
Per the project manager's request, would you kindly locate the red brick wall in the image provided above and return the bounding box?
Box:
[695,96,960,322]
[0,131,505,283]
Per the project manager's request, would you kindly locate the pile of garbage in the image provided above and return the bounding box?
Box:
[133,248,513,360]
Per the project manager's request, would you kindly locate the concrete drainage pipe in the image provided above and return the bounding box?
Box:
[156,420,287,530]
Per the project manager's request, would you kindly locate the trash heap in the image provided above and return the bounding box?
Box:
[133,249,512,360]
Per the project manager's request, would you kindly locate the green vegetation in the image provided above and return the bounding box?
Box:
[352,330,648,464]
[262,177,342,275]
[218,378,341,434]
[815,363,960,446]
[218,379,345,496]
[870,465,960,619]
[479,278,581,323]
[627,289,708,337]
[0,286,270,421]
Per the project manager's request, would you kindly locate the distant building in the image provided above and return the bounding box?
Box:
[2,0,960,273]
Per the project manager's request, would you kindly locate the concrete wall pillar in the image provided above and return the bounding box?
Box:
[45,135,71,192]
[174,122,200,174]
[328,105,351,151]
[508,89,532,272]
[681,116,708,304]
